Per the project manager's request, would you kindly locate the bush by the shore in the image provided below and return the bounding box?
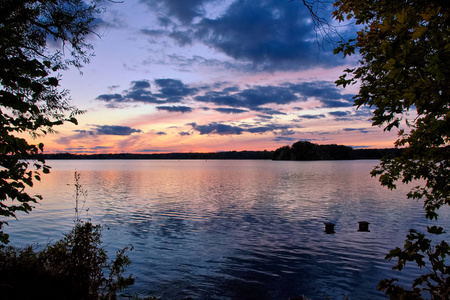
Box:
[0,221,134,300]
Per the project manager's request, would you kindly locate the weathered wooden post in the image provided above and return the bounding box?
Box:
[358,221,370,232]
[324,222,335,234]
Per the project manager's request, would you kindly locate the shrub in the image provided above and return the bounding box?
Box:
[0,221,134,300]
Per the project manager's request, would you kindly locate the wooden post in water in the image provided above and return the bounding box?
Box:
[324,222,335,234]
[358,221,370,232]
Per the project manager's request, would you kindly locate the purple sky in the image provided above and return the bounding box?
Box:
[39,0,399,154]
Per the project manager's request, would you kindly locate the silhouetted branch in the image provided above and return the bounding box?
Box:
[292,0,343,45]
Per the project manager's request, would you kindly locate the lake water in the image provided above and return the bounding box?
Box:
[6,160,450,299]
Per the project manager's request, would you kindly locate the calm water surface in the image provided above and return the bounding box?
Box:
[7,160,450,299]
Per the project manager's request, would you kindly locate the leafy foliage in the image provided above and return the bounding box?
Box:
[0,171,134,299]
[0,0,104,243]
[0,222,134,300]
[333,0,450,298]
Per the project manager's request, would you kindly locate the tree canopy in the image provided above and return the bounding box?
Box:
[0,0,103,244]
[272,140,402,160]
[333,0,449,298]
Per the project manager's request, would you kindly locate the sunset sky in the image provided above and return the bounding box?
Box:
[38,0,399,154]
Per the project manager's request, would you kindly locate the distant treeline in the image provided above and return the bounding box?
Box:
[38,142,401,161]
[37,150,274,160]
[272,141,402,160]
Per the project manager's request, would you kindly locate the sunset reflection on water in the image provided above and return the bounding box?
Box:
[8,160,450,299]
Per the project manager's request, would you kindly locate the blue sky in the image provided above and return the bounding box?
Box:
[41,0,399,154]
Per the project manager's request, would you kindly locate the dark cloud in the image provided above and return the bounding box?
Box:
[156,131,167,135]
[247,125,287,134]
[66,146,85,151]
[240,86,299,106]
[156,105,193,113]
[223,86,240,92]
[194,81,351,111]
[195,85,299,109]
[273,136,299,142]
[298,114,326,119]
[179,131,192,136]
[195,91,239,106]
[139,148,172,152]
[140,28,165,37]
[190,122,244,135]
[161,54,239,71]
[141,28,195,45]
[139,0,345,71]
[189,122,292,135]
[256,114,273,120]
[107,85,120,91]
[157,16,172,27]
[94,125,143,136]
[155,79,198,98]
[277,129,297,136]
[214,108,248,114]
[329,110,354,121]
[124,90,160,104]
[96,93,123,102]
[343,128,370,134]
[73,130,95,135]
[96,80,160,106]
[55,126,142,149]
[254,107,286,115]
[140,0,210,24]
[131,80,151,89]
[329,111,350,117]
[169,30,194,46]
[96,79,197,106]
[196,1,341,70]
[288,81,354,108]
[321,99,354,108]
[96,78,353,119]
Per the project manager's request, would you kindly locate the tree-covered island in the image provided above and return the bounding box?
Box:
[272,141,402,161]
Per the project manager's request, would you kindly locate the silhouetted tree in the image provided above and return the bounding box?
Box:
[273,141,359,160]
[334,0,450,298]
[273,146,292,160]
[0,0,104,244]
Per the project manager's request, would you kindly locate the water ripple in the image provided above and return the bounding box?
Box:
[7,160,450,299]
